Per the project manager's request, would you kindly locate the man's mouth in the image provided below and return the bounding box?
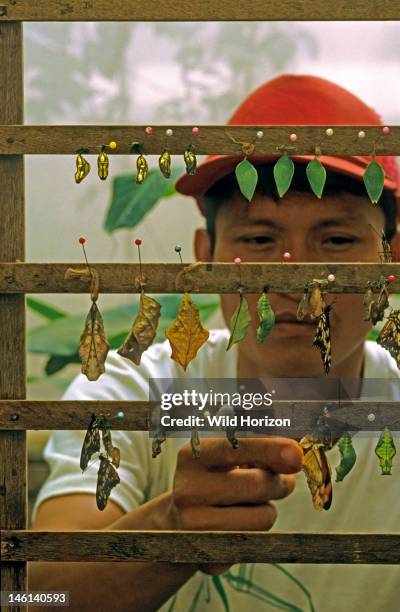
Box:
[275,312,315,325]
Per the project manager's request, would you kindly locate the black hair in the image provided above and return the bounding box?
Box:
[202,162,398,253]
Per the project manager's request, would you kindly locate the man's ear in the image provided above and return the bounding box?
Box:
[194,228,213,262]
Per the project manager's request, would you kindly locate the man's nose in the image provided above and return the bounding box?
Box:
[282,238,314,262]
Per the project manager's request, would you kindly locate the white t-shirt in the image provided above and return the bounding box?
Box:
[32,330,400,612]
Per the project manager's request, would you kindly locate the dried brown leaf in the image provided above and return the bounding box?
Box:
[165,294,209,370]
[118,292,161,365]
[79,302,109,381]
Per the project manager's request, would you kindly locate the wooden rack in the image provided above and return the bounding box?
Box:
[1,4,400,610]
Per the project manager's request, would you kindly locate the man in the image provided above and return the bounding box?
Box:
[30,75,400,611]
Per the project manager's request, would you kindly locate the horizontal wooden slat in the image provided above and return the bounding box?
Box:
[2,531,400,563]
[0,125,399,155]
[0,400,152,430]
[0,0,399,21]
[0,263,399,293]
[1,400,399,432]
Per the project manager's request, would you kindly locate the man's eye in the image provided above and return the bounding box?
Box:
[240,236,274,244]
[324,236,356,245]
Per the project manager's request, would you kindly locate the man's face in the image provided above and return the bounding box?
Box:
[195,187,386,377]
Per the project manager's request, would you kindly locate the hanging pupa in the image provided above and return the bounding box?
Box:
[97,146,109,180]
[273,152,294,198]
[166,252,209,370]
[256,290,275,343]
[363,158,385,204]
[166,293,209,369]
[374,427,397,475]
[235,158,258,202]
[306,153,326,199]
[335,432,357,482]
[75,150,91,183]
[159,149,172,178]
[184,145,197,175]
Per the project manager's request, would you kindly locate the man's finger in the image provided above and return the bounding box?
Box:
[179,437,303,473]
[174,467,295,506]
[179,502,277,531]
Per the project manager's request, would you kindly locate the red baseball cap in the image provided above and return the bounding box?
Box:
[174,74,400,218]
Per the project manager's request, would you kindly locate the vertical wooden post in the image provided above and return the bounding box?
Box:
[0,20,27,610]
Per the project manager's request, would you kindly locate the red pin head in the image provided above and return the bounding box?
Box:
[135,238,142,246]
[79,236,86,244]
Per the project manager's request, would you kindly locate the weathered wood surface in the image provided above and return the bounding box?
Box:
[2,531,400,564]
[0,0,399,21]
[0,400,399,432]
[0,19,27,608]
[0,263,399,293]
[0,400,153,430]
[0,125,399,155]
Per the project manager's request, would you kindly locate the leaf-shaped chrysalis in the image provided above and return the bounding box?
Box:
[335,432,357,482]
[273,153,294,198]
[363,159,385,204]
[79,301,109,381]
[165,293,209,370]
[256,292,275,343]
[374,427,396,475]
[235,159,258,202]
[306,157,326,199]
[226,293,251,350]
[118,292,161,365]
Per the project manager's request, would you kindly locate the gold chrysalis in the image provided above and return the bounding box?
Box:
[159,149,172,178]
[75,151,91,184]
[97,148,109,180]
[184,145,197,175]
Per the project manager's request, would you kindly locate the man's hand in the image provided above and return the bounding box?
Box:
[165,437,303,575]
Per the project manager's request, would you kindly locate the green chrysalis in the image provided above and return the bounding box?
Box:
[273,153,294,198]
[256,291,275,343]
[363,159,385,204]
[235,159,258,202]
[306,157,326,199]
[374,427,397,475]
[335,432,357,482]
[226,293,251,350]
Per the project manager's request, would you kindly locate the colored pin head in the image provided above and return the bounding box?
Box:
[175,245,183,264]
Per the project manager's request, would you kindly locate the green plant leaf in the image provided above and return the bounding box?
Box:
[226,294,251,350]
[273,153,294,198]
[103,167,185,233]
[306,157,326,199]
[45,354,81,375]
[363,160,385,204]
[211,576,230,612]
[27,297,67,320]
[235,159,258,202]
